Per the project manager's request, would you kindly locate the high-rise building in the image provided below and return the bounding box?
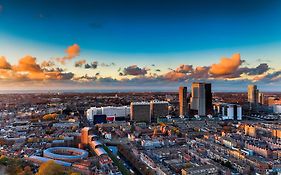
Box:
[248,85,259,108]
[81,127,91,145]
[130,102,151,123]
[190,82,212,116]
[258,92,265,105]
[179,86,188,117]
[150,101,169,121]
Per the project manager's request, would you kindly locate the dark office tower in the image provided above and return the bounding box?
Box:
[179,86,188,117]
[130,102,151,123]
[248,85,259,109]
[258,92,265,105]
[190,82,212,116]
[150,101,169,122]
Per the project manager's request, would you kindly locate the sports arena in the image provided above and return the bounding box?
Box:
[43,147,88,162]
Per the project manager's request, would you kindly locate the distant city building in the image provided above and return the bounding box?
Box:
[267,97,281,107]
[130,102,151,123]
[258,92,265,105]
[190,82,212,116]
[272,129,281,139]
[150,100,169,122]
[248,85,259,108]
[81,127,91,145]
[86,106,130,122]
[213,103,242,120]
[273,104,281,114]
[267,97,277,106]
[181,165,218,175]
[179,86,188,117]
[244,124,256,137]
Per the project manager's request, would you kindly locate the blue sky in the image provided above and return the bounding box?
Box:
[0,0,281,91]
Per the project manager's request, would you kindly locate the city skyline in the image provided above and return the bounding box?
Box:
[1,0,281,92]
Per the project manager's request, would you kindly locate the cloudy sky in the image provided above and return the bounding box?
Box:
[0,0,281,92]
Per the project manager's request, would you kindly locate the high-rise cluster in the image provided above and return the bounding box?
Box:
[248,84,264,109]
[179,82,213,117]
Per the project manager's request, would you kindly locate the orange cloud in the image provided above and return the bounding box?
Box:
[0,56,11,69]
[12,56,53,80]
[209,53,242,76]
[175,64,193,73]
[191,66,210,79]
[163,71,187,81]
[41,60,55,67]
[75,59,86,67]
[56,44,80,64]
[13,56,42,72]
[0,55,73,81]
[66,44,80,57]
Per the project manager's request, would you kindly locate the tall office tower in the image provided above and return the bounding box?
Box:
[81,127,91,145]
[258,92,265,105]
[190,82,212,116]
[150,101,169,122]
[248,85,259,108]
[130,102,151,123]
[179,86,188,117]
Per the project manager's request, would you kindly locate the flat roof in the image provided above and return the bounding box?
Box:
[28,155,72,167]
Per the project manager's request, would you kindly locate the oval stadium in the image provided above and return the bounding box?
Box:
[43,147,88,162]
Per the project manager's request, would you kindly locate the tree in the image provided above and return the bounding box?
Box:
[36,160,65,175]
[69,173,81,175]
[42,114,58,121]
[18,166,33,175]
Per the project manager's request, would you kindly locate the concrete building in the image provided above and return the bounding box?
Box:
[86,106,130,122]
[179,86,188,117]
[248,85,259,108]
[190,82,212,116]
[245,125,256,137]
[213,103,242,120]
[81,127,91,145]
[268,97,277,106]
[273,105,281,114]
[245,141,271,158]
[181,165,218,175]
[150,101,169,122]
[43,147,88,162]
[130,102,151,123]
[272,129,281,139]
[258,92,265,105]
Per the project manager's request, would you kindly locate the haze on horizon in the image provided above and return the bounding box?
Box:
[0,0,281,92]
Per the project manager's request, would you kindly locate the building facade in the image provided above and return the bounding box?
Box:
[130,102,151,123]
[86,106,130,122]
[179,86,188,117]
[213,103,242,120]
[258,92,265,105]
[190,82,212,116]
[81,127,91,145]
[150,101,169,122]
[248,85,259,108]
